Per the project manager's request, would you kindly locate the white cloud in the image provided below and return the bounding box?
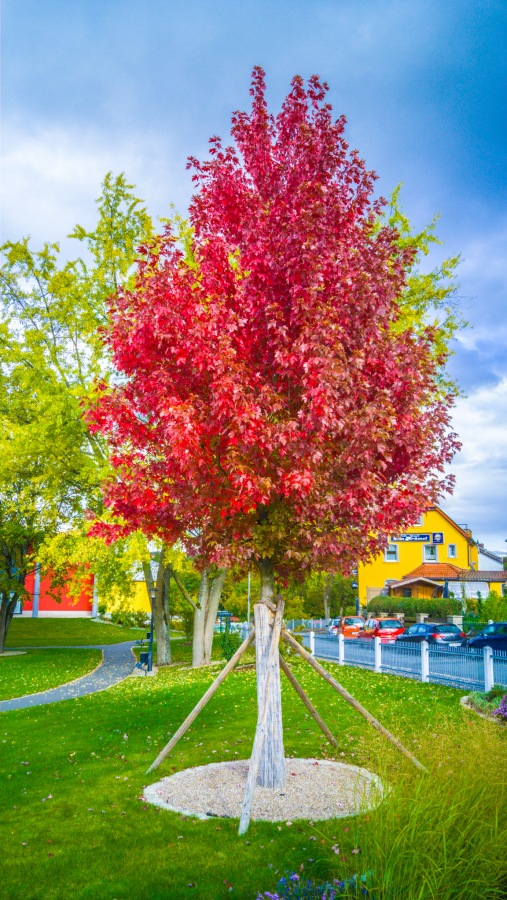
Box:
[443,377,507,551]
[0,120,193,254]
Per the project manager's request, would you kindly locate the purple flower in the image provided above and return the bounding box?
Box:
[493,694,507,720]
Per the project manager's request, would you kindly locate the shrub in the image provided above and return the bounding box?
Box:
[343,606,356,617]
[220,624,241,660]
[494,694,507,721]
[477,593,507,622]
[181,607,194,642]
[467,685,507,717]
[366,595,461,618]
[108,603,146,628]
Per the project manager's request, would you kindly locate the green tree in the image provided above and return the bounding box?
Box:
[0,174,154,651]
[384,186,465,393]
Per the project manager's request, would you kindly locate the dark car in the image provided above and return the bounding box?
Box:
[396,622,465,645]
[466,622,507,652]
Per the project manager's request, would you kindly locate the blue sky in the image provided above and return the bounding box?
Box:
[2,0,506,551]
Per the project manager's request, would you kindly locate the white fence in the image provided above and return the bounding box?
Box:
[302,632,507,692]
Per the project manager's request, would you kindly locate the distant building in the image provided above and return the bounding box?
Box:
[357,507,507,606]
[18,567,95,617]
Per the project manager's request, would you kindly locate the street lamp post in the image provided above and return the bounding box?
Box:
[247,572,251,631]
[148,589,155,673]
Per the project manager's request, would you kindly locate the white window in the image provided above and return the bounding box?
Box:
[424,545,438,562]
[414,514,423,526]
[448,544,457,558]
[384,544,398,562]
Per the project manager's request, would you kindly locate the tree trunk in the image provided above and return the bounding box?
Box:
[323,574,331,621]
[191,567,228,666]
[203,568,228,664]
[170,564,228,668]
[255,558,286,789]
[142,546,172,667]
[192,570,209,667]
[0,595,17,655]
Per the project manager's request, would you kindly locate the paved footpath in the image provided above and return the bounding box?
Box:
[0,641,136,712]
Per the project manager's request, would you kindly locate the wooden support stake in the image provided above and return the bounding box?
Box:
[279,654,340,750]
[238,600,285,835]
[281,629,428,774]
[146,628,255,774]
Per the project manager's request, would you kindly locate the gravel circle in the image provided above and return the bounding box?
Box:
[143,758,384,822]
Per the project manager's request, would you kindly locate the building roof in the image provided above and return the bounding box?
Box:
[448,570,507,583]
[390,576,443,589]
[403,563,507,583]
[478,547,505,564]
[403,563,462,579]
[430,507,476,543]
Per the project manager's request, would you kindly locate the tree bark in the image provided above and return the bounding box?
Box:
[192,567,228,667]
[142,545,172,667]
[0,595,18,654]
[192,570,209,667]
[255,558,286,788]
[203,568,228,664]
[323,574,331,620]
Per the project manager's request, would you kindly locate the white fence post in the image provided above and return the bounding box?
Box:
[421,640,429,683]
[374,637,381,673]
[309,631,315,656]
[338,633,345,665]
[483,646,494,693]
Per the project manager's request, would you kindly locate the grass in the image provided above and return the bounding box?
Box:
[0,649,103,701]
[1,634,506,900]
[6,618,145,647]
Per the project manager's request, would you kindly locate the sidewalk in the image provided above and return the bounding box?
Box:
[0,641,136,712]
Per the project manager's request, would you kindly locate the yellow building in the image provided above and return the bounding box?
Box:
[358,507,489,606]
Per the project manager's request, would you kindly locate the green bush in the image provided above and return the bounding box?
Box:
[343,605,356,617]
[466,685,507,717]
[477,593,507,622]
[220,625,241,660]
[181,607,194,642]
[366,595,461,618]
[109,604,147,628]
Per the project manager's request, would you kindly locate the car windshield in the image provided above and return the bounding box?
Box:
[378,620,402,629]
[344,618,363,625]
[435,624,461,633]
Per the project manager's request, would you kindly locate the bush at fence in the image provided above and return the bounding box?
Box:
[106,601,148,628]
[366,596,461,619]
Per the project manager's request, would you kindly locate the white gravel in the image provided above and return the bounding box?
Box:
[143,758,384,821]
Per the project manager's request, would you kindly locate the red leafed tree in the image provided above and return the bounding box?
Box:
[91,69,458,783]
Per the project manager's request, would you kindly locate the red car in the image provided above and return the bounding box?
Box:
[338,616,365,638]
[358,617,405,642]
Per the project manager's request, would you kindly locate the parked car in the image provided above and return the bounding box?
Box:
[395,622,465,645]
[327,618,342,635]
[466,622,507,652]
[338,616,365,638]
[358,617,405,642]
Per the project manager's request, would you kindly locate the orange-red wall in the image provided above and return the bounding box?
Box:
[23,570,93,613]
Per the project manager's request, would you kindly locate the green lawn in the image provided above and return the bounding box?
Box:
[0,649,103,700]
[1,645,505,899]
[6,618,145,647]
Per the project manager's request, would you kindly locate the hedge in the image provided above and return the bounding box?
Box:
[366,595,462,618]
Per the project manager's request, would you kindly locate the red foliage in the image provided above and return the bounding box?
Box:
[90,69,459,577]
